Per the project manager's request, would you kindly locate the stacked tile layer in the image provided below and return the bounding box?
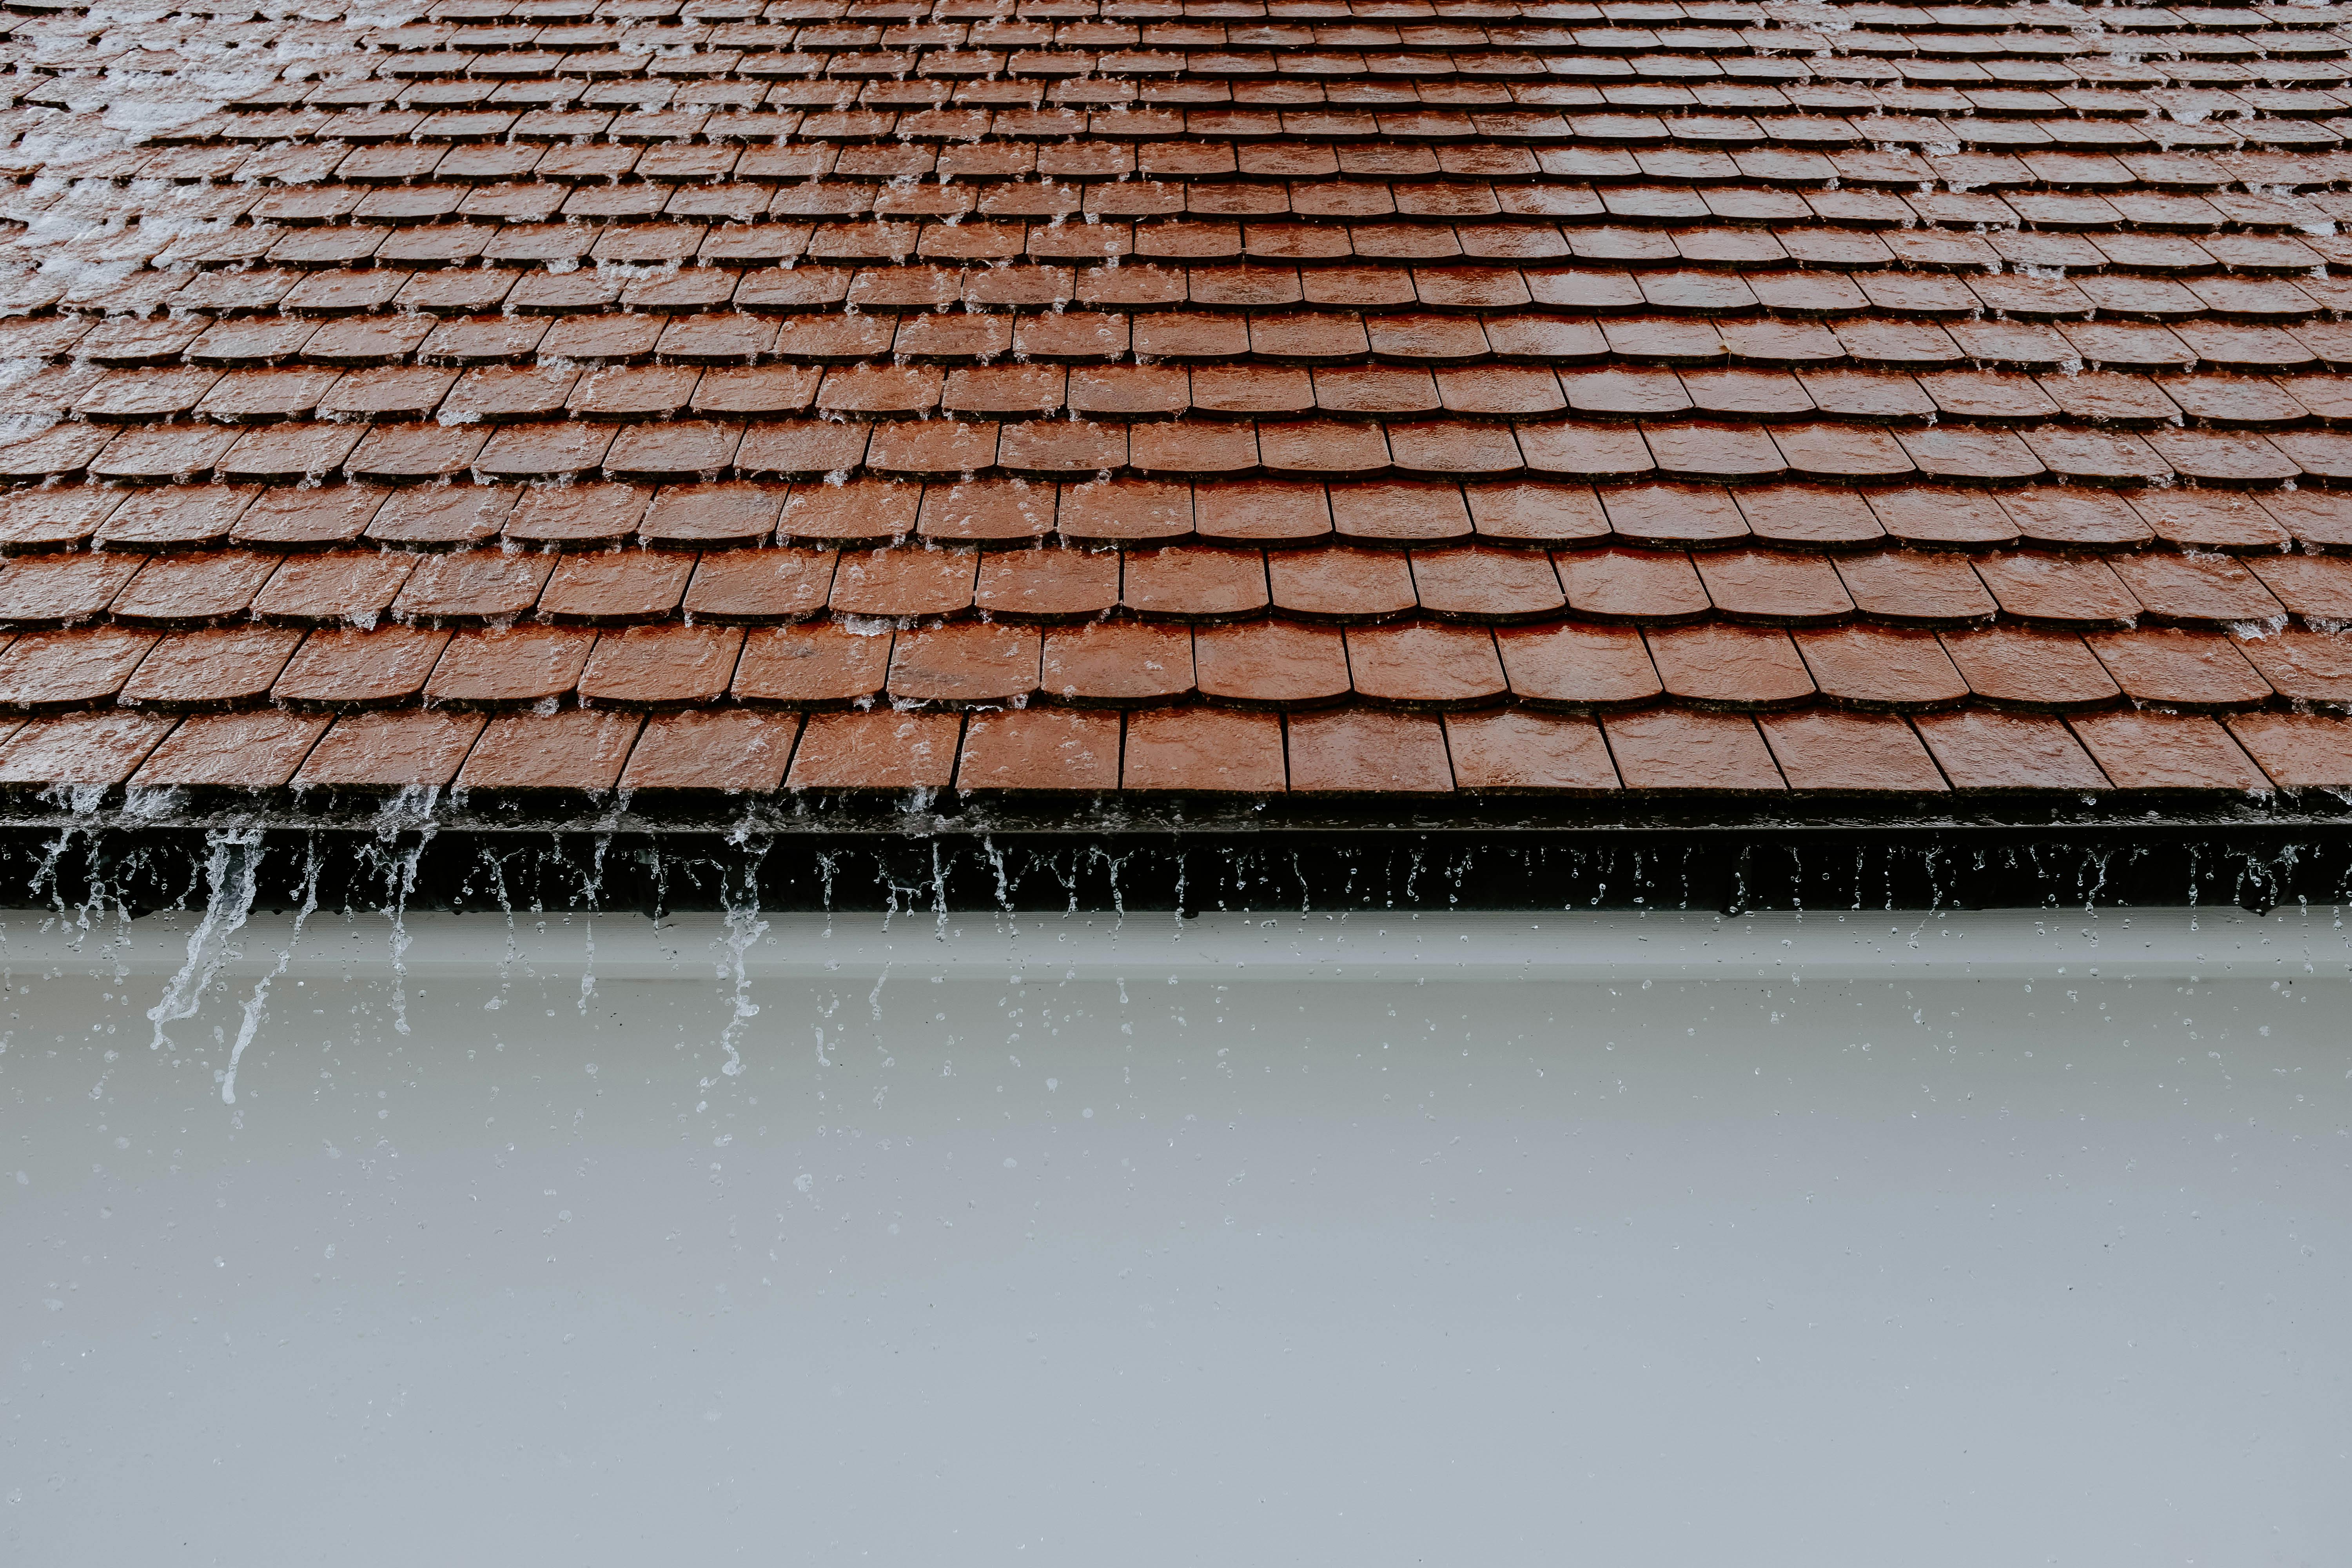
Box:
[4,0,2352,795]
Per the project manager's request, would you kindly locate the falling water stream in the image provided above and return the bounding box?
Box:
[2,895,2347,1566]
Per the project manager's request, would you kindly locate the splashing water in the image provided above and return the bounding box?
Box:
[147,827,261,1052]
[713,843,771,1078]
[221,838,321,1106]
[367,786,441,1036]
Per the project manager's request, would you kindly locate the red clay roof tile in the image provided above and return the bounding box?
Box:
[2071,710,2270,791]
[1602,708,1783,792]
[1914,709,2108,792]
[621,709,800,796]
[786,708,960,791]
[1444,709,1618,793]
[294,709,486,789]
[1287,708,1453,793]
[131,710,330,790]
[957,707,1121,791]
[3,14,2349,804]
[1759,711,1947,793]
[1122,706,1285,793]
[457,709,642,792]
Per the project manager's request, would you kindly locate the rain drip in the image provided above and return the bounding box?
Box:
[146,826,261,1054]
[220,836,319,1108]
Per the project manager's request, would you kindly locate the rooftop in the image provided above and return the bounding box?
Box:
[5,0,2352,806]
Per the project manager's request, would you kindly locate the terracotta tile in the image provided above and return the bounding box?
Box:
[2231,629,2352,707]
[1192,479,1328,543]
[605,421,746,484]
[272,625,451,711]
[955,708,1120,792]
[1939,627,2121,713]
[1894,426,2044,485]
[773,479,914,546]
[1598,483,1749,547]
[1408,546,1566,623]
[1111,544,1260,621]
[421,626,593,711]
[1972,553,2142,628]
[733,623,893,707]
[1494,623,1661,711]
[0,554,142,628]
[1344,622,1504,709]
[0,487,124,552]
[347,423,490,486]
[916,478,1056,544]
[385,551,550,625]
[828,545,978,618]
[538,551,696,624]
[1867,487,2020,550]
[0,711,176,786]
[1443,710,1618,793]
[1129,421,1261,478]
[1694,550,1854,626]
[683,548,838,624]
[1830,546,1995,628]
[1602,709,1783,792]
[2085,629,2272,710]
[2130,490,2292,553]
[1733,484,1886,548]
[1645,623,1815,710]
[1193,621,1350,708]
[620,709,800,795]
[737,419,874,480]
[580,624,746,708]
[505,483,657,549]
[639,481,791,548]
[232,484,390,549]
[1998,488,2155,552]
[1308,365,1436,420]
[1793,625,1970,712]
[1759,711,1946,793]
[456,710,642,793]
[368,484,517,548]
[475,421,616,482]
[2258,490,2352,553]
[2226,712,2352,788]
[293,710,487,789]
[866,417,1002,481]
[1040,622,1194,707]
[1464,482,1610,546]
[974,545,1120,622]
[786,709,962,791]
[1067,365,1188,419]
[886,621,1042,706]
[1556,547,1708,623]
[1266,545,1416,622]
[131,710,330,789]
[1255,419,1392,478]
[1328,480,1472,546]
[1058,478,1193,544]
[2110,554,2287,628]
[1913,710,2107,793]
[119,626,305,711]
[941,364,1073,421]
[2070,710,2267,792]
[441,364,578,425]
[1287,709,1451,794]
[95,487,258,552]
[0,627,161,713]
[1385,421,1530,480]
[1122,706,1285,793]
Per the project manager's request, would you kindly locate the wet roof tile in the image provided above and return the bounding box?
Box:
[5,2,2352,802]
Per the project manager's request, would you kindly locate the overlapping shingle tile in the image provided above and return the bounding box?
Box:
[8,0,2352,796]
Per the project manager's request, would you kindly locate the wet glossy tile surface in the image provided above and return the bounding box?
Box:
[6,0,2352,792]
